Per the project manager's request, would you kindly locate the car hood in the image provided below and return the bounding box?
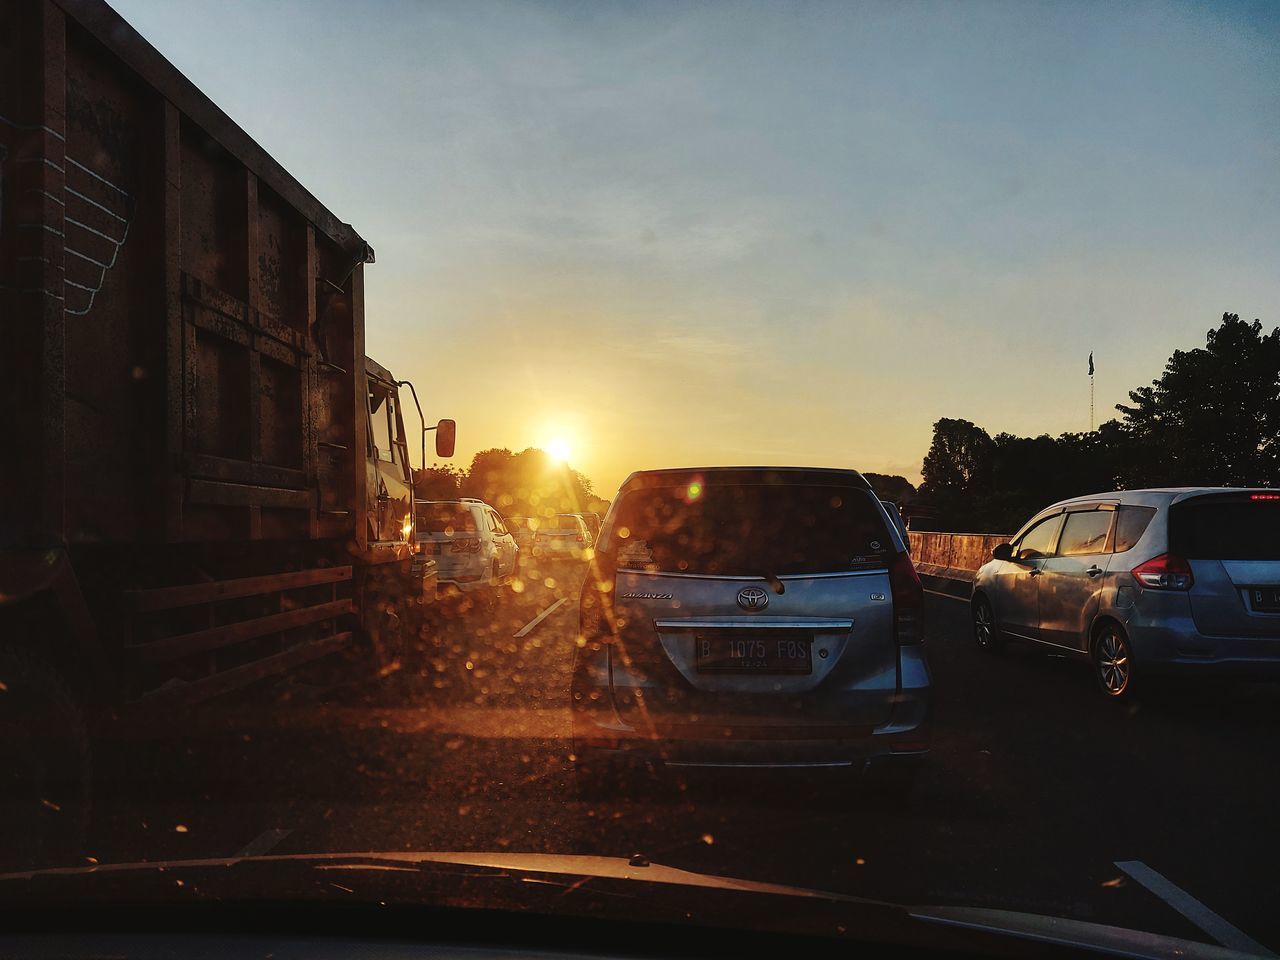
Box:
[0,851,1260,960]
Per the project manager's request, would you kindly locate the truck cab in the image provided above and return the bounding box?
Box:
[360,357,458,659]
[365,358,416,549]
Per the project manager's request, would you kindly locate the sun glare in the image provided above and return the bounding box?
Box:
[547,437,571,463]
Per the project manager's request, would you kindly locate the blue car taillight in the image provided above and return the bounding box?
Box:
[579,552,618,647]
[888,550,924,645]
[1132,553,1194,590]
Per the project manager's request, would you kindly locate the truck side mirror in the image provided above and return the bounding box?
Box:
[992,543,1013,561]
[434,419,456,458]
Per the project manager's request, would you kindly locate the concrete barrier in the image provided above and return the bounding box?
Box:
[908,530,1012,591]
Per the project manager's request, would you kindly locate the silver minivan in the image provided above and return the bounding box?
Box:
[532,513,594,561]
[972,488,1280,697]
[571,467,931,795]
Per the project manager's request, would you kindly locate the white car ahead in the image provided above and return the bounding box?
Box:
[416,499,518,594]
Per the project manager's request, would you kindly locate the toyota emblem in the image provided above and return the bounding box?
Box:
[736,586,769,611]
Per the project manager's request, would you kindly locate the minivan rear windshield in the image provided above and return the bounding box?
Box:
[418,505,478,533]
[608,482,892,575]
[1170,496,1280,561]
[543,516,581,531]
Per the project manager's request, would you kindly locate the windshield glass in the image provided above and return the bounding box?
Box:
[418,504,478,533]
[611,481,891,574]
[4,0,1278,956]
[542,515,581,531]
[1172,497,1280,560]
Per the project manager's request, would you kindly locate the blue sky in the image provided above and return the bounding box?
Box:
[113,0,1280,492]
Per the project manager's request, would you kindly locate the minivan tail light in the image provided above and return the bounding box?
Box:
[579,554,618,646]
[1132,553,1194,590]
[888,551,924,645]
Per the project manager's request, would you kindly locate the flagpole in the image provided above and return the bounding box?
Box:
[1088,350,1095,431]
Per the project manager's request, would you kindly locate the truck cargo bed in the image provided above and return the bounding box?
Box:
[1,0,373,548]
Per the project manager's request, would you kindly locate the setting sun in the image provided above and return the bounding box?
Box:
[546,437,571,463]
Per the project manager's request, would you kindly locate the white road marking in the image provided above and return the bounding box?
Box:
[236,828,293,858]
[514,597,568,638]
[1114,860,1273,956]
[924,587,969,601]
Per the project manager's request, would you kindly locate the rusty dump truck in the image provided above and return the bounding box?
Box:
[0,0,452,863]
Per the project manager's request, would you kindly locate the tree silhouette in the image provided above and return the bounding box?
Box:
[862,473,917,506]
[457,447,602,519]
[918,312,1277,531]
[1116,313,1279,487]
[412,464,463,501]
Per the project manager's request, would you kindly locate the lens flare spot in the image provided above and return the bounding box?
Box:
[681,475,706,504]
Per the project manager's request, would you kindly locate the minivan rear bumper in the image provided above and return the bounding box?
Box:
[571,645,931,770]
[433,559,493,592]
[532,539,588,559]
[437,576,492,594]
[1127,612,1280,677]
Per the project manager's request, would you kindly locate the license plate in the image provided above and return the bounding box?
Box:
[1250,586,1280,612]
[695,632,813,674]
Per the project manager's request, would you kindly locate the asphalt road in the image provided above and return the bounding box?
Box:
[85,564,1280,953]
